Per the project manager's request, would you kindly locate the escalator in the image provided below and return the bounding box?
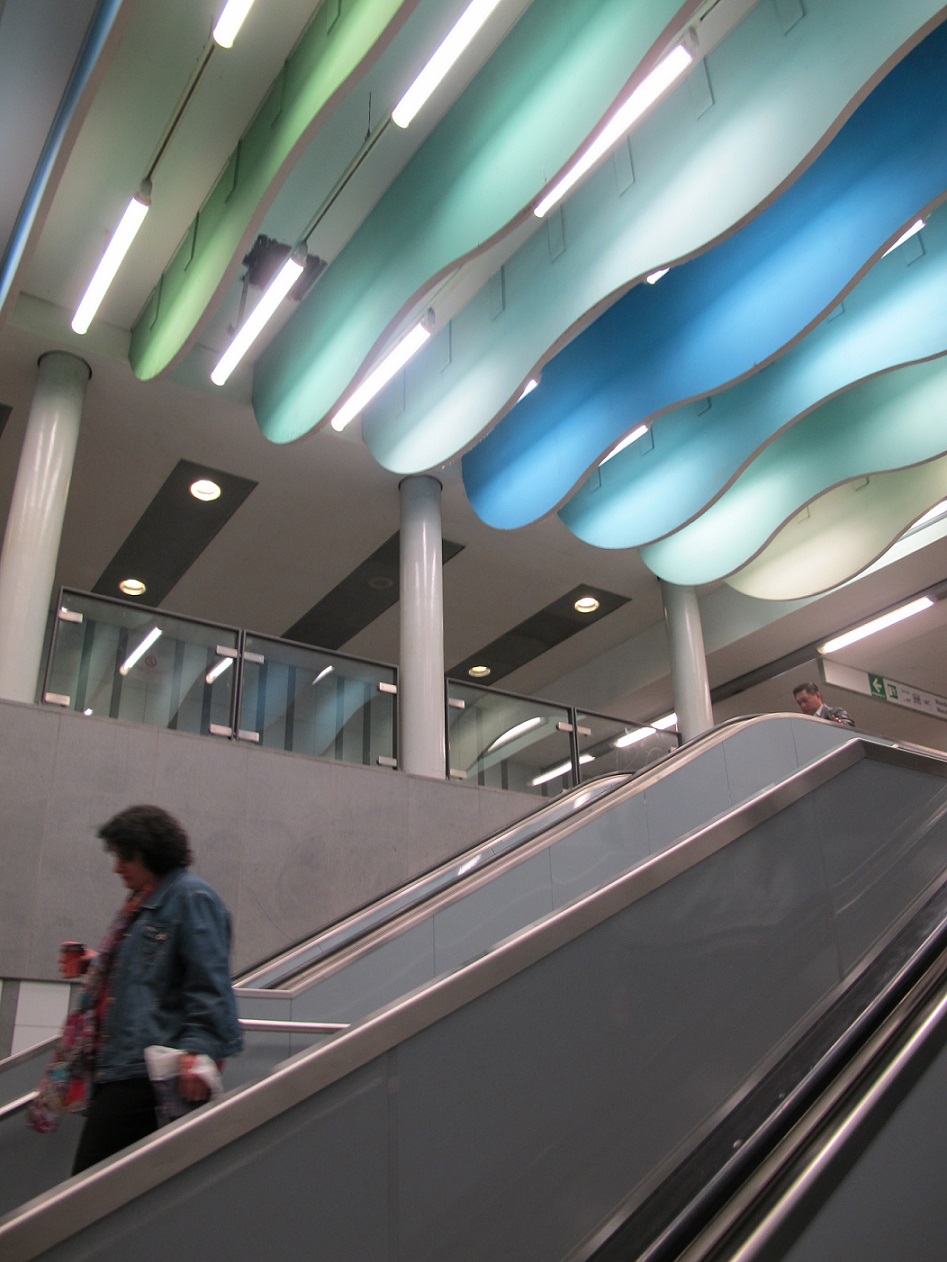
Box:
[0,719,944,1260]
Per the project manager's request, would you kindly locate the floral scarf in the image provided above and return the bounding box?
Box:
[27,888,151,1134]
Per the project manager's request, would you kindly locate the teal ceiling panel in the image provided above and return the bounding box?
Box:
[560,203,947,549]
[252,0,704,444]
[461,16,947,530]
[364,0,947,474]
[637,355,947,587]
[129,0,417,381]
[724,455,947,601]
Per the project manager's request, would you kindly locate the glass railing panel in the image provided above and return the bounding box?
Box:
[239,636,397,768]
[447,681,575,797]
[43,591,238,735]
[575,711,680,782]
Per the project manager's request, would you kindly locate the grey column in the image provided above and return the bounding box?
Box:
[399,475,446,779]
[0,352,91,702]
[660,580,713,742]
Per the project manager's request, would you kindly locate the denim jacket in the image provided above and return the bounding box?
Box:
[96,869,243,1083]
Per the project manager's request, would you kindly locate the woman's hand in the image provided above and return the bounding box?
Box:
[178,1053,212,1101]
[58,943,97,979]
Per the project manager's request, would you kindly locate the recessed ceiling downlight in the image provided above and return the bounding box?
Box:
[468,665,491,678]
[574,596,600,614]
[190,479,221,502]
[119,578,146,597]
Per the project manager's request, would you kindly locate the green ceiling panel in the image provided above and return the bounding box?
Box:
[637,355,947,587]
[561,202,947,549]
[725,456,947,601]
[129,0,418,381]
[361,0,947,474]
[252,0,705,444]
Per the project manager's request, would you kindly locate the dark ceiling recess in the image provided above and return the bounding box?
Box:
[0,403,11,442]
[448,585,630,684]
[283,532,465,650]
[93,459,257,605]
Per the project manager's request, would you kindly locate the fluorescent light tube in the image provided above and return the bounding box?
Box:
[882,218,925,257]
[330,320,432,431]
[212,249,305,386]
[614,725,656,748]
[392,0,505,128]
[535,42,694,218]
[819,597,934,654]
[119,627,162,676]
[517,377,539,402]
[531,754,594,787]
[600,424,648,464]
[72,184,151,335]
[213,0,256,48]
[913,499,947,529]
[205,657,234,685]
[312,665,335,685]
[652,712,678,730]
[487,715,542,752]
[646,267,670,284]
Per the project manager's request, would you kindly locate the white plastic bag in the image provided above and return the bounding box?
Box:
[144,1045,222,1124]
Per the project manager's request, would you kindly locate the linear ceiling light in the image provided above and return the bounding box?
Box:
[646,267,670,284]
[882,218,926,257]
[819,596,935,654]
[392,0,505,128]
[534,42,694,218]
[614,725,656,748]
[205,656,234,685]
[600,424,648,464]
[330,320,432,431]
[211,248,306,385]
[531,754,595,787]
[72,182,151,334]
[487,715,542,752]
[119,626,162,676]
[213,0,256,48]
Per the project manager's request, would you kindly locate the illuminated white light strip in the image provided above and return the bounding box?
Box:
[205,657,234,686]
[600,424,648,464]
[312,665,335,685]
[913,498,947,529]
[531,754,595,787]
[534,43,694,218]
[882,218,926,257]
[211,251,305,386]
[646,267,670,284]
[119,627,162,677]
[614,725,656,748]
[392,0,505,128]
[488,715,542,752]
[653,712,678,730]
[517,377,539,402]
[330,321,432,432]
[819,597,935,654]
[72,186,151,334]
[213,0,256,48]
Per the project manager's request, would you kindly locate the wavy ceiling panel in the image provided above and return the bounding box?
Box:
[128,0,416,381]
[560,203,947,549]
[461,16,947,530]
[365,0,947,474]
[252,0,704,443]
[722,456,947,601]
[635,355,947,588]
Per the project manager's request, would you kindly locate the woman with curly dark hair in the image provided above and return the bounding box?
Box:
[29,805,242,1173]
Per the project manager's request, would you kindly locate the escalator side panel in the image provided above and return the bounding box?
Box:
[815,762,947,973]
